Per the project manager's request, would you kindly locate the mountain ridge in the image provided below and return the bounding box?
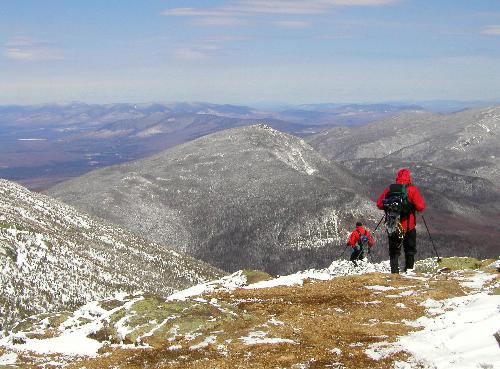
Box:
[48,124,380,275]
[308,106,500,258]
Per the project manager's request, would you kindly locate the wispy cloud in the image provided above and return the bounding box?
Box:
[202,35,254,43]
[193,17,249,27]
[173,34,252,61]
[236,0,397,14]
[172,45,224,61]
[162,0,398,26]
[163,8,232,17]
[481,25,500,35]
[173,47,209,60]
[272,20,310,28]
[4,38,64,61]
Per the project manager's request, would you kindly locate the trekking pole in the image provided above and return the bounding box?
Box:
[367,246,374,263]
[337,244,349,259]
[354,244,370,262]
[366,215,384,263]
[358,248,370,263]
[421,215,441,262]
[372,215,385,235]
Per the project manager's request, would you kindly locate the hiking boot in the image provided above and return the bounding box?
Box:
[404,254,415,271]
[404,268,416,276]
[390,257,399,274]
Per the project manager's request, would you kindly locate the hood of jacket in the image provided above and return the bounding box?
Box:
[395,168,412,185]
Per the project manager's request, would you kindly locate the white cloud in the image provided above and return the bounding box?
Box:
[194,17,249,27]
[162,0,398,25]
[172,44,225,60]
[272,20,310,28]
[481,25,500,35]
[172,47,210,60]
[173,35,252,62]
[162,8,232,17]
[3,38,64,61]
[202,35,254,42]
[227,0,328,15]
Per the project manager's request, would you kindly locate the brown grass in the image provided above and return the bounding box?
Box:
[61,272,467,369]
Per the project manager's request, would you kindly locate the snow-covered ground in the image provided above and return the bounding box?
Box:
[366,269,500,369]
[1,258,498,368]
[168,259,391,300]
[397,292,499,369]
[0,259,391,359]
[0,296,144,357]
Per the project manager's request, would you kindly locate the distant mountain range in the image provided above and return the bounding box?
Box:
[308,107,500,257]
[0,179,223,332]
[0,102,425,190]
[48,124,380,275]
[3,103,498,277]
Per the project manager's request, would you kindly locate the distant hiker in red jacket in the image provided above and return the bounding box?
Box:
[376,168,426,274]
[347,222,374,266]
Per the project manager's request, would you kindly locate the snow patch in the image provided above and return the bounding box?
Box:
[460,272,497,290]
[167,260,391,301]
[328,348,342,355]
[365,285,396,291]
[7,329,102,357]
[367,292,500,369]
[189,335,217,350]
[244,270,330,290]
[239,331,297,345]
[0,352,17,364]
[398,293,500,369]
[167,271,247,301]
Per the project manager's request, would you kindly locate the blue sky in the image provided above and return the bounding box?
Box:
[1,0,500,105]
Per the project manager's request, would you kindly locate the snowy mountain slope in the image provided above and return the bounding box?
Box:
[1,257,498,369]
[308,107,500,259]
[0,179,223,333]
[308,106,500,183]
[48,124,381,275]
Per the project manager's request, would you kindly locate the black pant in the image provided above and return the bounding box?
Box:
[388,228,416,273]
[350,249,364,266]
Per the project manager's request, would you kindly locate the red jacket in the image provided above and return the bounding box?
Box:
[347,226,374,249]
[376,169,426,231]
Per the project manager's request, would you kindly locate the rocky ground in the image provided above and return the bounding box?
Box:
[0,257,498,369]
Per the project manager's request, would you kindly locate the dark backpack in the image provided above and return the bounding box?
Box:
[382,184,414,236]
[383,184,413,216]
[357,229,370,249]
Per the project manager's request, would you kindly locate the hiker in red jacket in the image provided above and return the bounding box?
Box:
[347,221,374,266]
[377,168,426,274]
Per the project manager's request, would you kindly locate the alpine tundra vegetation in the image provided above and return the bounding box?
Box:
[0,258,498,368]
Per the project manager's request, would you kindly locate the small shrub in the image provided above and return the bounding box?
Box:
[242,270,273,285]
